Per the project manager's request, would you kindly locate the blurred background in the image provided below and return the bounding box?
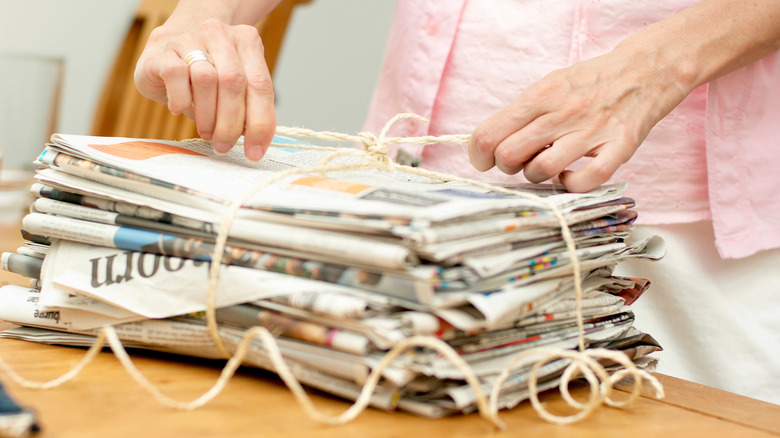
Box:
[0,0,394,166]
[0,0,393,222]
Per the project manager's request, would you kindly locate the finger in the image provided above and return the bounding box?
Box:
[172,21,232,145]
[235,27,275,161]
[557,145,628,192]
[157,52,192,115]
[187,57,219,142]
[152,35,203,120]
[491,113,565,174]
[135,55,172,104]
[521,132,593,183]
[469,97,546,172]
[205,37,252,154]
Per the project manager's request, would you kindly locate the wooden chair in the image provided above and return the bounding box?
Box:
[91,0,310,140]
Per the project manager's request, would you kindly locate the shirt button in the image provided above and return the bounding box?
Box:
[424,16,440,35]
[405,117,421,135]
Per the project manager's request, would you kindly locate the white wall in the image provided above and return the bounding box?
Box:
[0,0,140,167]
[0,0,394,167]
[274,0,395,136]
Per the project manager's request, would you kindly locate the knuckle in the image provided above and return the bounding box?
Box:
[607,128,642,162]
[621,135,642,159]
[588,159,615,182]
[148,26,166,43]
[246,72,274,96]
[169,105,186,116]
[236,24,262,42]
[559,95,589,118]
[246,116,275,134]
[219,68,248,93]
[470,127,498,156]
[530,152,559,177]
[167,100,187,114]
[190,69,218,87]
[615,147,635,164]
[530,71,564,95]
[529,80,556,98]
[159,62,188,83]
[493,145,521,169]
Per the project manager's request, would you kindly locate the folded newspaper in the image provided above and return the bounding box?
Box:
[0,133,665,418]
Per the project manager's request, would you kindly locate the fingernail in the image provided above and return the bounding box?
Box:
[245,145,266,162]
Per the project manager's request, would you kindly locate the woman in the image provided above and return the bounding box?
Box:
[135,0,780,403]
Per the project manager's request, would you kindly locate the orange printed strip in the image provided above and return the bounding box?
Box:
[88,141,208,160]
[291,176,374,195]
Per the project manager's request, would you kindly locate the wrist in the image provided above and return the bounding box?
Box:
[610,25,701,100]
[148,0,273,46]
[613,0,780,94]
[166,0,280,27]
[605,37,695,125]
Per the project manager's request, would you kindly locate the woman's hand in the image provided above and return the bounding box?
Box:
[469,0,780,193]
[135,17,276,161]
[468,48,688,193]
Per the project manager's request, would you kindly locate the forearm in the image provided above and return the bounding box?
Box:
[159,0,282,36]
[614,0,780,95]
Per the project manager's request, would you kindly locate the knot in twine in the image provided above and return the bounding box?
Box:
[274,113,470,174]
[354,130,391,168]
[0,113,663,430]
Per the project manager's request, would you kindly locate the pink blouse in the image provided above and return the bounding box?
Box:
[363,0,780,259]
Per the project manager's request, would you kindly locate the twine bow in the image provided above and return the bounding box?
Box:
[274,113,470,174]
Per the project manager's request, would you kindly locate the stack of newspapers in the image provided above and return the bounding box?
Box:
[0,133,665,417]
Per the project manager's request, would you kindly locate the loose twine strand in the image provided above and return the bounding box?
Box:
[0,113,663,428]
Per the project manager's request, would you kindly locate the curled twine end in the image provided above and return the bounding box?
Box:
[1,114,664,429]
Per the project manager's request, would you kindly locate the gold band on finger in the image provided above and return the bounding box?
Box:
[184,50,214,68]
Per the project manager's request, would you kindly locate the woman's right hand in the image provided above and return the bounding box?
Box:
[135,17,276,161]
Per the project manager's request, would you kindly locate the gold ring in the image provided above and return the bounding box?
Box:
[184,50,214,68]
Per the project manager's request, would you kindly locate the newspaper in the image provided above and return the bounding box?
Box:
[0,280,661,417]
[6,237,660,337]
[22,195,663,303]
[33,135,636,268]
[41,134,628,221]
[28,197,415,270]
[0,132,668,419]
[39,239,391,323]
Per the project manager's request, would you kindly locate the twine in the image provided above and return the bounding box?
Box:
[0,113,663,429]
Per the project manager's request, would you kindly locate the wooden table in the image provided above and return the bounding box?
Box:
[1,224,778,438]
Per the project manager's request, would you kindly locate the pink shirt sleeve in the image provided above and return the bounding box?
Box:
[706,52,780,258]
